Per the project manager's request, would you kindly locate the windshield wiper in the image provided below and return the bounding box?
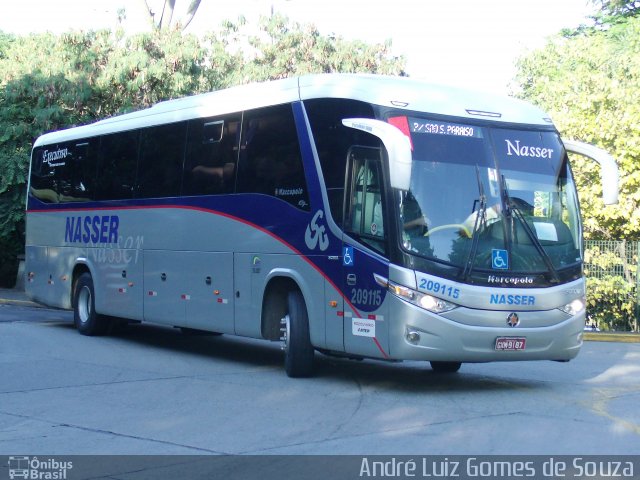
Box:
[461,165,486,281]
[501,175,561,284]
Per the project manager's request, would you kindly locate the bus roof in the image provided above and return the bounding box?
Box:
[34,74,553,146]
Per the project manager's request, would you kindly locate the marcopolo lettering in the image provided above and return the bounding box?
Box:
[275,187,304,196]
[490,294,536,306]
[505,139,554,159]
[487,275,535,286]
[65,215,119,244]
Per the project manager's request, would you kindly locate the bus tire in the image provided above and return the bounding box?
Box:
[74,272,109,336]
[282,290,314,378]
[430,361,461,373]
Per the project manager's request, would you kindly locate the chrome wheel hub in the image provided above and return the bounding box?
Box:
[78,286,92,324]
[280,314,290,351]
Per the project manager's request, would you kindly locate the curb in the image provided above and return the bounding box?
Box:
[0,298,44,308]
[0,287,43,309]
[584,332,640,343]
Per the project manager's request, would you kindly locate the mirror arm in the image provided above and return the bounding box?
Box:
[563,139,619,205]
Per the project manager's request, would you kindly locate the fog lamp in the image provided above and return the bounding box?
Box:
[406,330,421,344]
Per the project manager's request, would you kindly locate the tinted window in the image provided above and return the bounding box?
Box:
[30,139,98,203]
[236,104,310,211]
[345,147,387,255]
[137,122,187,198]
[30,146,56,202]
[182,115,241,196]
[304,99,376,224]
[95,130,139,200]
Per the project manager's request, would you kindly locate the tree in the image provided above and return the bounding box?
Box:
[235,14,406,82]
[0,29,233,286]
[590,0,640,20]
[514,13,640,331]
[141,0,202,31]
[0,17,406,286]
[514,15,640,241]
[0,32,102,286]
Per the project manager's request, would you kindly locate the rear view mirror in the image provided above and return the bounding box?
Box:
[342,118,412,191]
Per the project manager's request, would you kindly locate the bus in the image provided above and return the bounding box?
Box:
[25,74,618,377]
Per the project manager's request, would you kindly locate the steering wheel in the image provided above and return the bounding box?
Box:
[424,224,472,239]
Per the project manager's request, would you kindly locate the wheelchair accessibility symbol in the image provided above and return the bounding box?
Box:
[491,249,509,270]
[343,246,354,267]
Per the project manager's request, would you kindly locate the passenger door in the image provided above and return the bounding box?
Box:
[341,146,390,357]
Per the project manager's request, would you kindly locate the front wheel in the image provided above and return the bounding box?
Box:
[430,361,462,373]
[74,272,109,336]
[281,290,314,378]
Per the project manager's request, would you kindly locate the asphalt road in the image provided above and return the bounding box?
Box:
[1,303,639,455]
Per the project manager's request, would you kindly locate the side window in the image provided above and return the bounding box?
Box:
[95,130,139,201]
[30,145,61,203]
[345,146,387,255]
[182,114,241,196]
[303,98,376,225]
[68,141,98,202]
[236,104,310,211]
[137,122,187,198]
[29,140,98,203]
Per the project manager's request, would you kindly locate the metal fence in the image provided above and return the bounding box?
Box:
[584,240,640,332]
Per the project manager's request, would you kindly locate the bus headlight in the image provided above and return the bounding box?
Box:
[418,294,457,313]
[375,274,457,314]
[559,297,586,316]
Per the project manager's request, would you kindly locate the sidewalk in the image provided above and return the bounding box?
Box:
[0,287,43,308]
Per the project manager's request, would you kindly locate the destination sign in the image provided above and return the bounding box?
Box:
[410,118,483,138]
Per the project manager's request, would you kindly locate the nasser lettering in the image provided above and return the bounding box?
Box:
[505,139,554,159]
[65,215,119,244]
[490,293,536,306]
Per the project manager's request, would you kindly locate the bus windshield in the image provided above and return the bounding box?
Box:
[392,116,582,275]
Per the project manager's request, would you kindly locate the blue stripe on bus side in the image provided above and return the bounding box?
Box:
[28,200,361,313]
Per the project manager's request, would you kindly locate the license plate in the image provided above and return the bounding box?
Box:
[495,337,526,351]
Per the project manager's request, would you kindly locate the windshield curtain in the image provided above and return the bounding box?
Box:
[392,116,582,275]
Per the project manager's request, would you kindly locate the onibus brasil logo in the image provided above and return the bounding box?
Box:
[7,457,73,480]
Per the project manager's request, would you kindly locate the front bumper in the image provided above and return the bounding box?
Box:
[387,296,584,363]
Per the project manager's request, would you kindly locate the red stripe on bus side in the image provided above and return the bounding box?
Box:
[28,204,393,358]
[373,337,390,359]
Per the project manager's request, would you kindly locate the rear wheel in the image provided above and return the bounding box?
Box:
[430,361,462,373]
[281,290,314,378]
[74,272,109,336]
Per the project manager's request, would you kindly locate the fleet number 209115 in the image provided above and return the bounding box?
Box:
[419,278,460,299]
[351,288,382,307]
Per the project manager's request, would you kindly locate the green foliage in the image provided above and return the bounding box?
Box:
[515,13,640,330]
[142,0,203,31]
[586,276,637,331]
[584,241,639,331]
[0,17,406,286]
[238,14,406,82]
[590,0,640,22]
[514,16,640,241]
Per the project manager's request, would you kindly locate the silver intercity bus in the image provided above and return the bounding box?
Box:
[25,74,618,376]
